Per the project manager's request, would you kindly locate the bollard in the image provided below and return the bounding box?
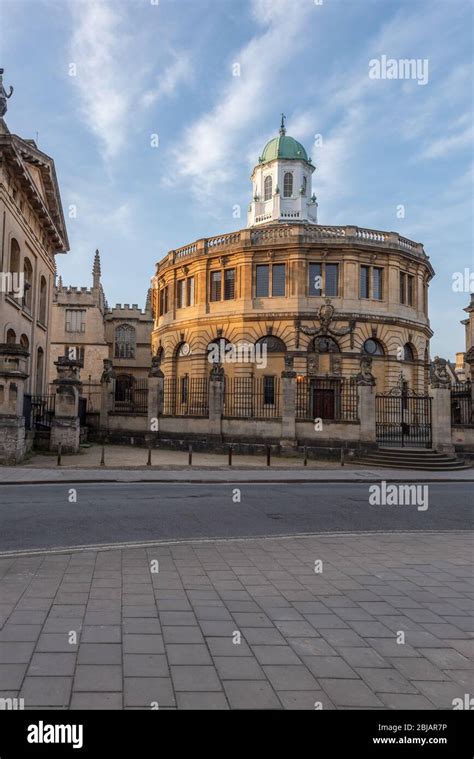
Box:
[340,448,345,467]
[304,446,307,467]
[57,443,62,467]
[228,446,233,466]
[266,445,271,466]
[147,445,152,466]
[188,443,193,466]
[100,444,105,467]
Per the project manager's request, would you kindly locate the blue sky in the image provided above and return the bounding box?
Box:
[1,0,473,358]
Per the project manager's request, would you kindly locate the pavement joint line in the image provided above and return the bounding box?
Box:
[0,529,469,559]
[0,477,472,485]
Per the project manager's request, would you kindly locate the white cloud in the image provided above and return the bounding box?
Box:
[141,53,192,108]
[69,0,136,163]
[166,0,313,199]
[419,123,474,159]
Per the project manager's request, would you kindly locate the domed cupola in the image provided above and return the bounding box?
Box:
[247,114,318,227]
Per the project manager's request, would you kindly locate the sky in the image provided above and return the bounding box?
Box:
[1,0,473,359]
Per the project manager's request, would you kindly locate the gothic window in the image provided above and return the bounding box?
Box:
[283,172,293,198]
[35,347,44,394]
[264,175,272,201]
[114,324,136,359]
[9,239,20,292]
[65,309,85,333]
[6,328,16,344]
[363,338,384,356]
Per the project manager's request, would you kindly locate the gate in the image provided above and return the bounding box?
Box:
[376,389,432,448]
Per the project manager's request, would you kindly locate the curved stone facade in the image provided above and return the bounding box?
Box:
[151,223,434,393]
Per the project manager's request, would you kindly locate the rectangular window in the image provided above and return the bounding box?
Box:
[373,267,383,300]
[159,286,168,315]
[360,266,370,299]
[263,376,275,405]
[65,309,85,333]
[271,264,286,297]
[224,269,235,300]
[210,271,222,301]
[256,265,269,297]
[176,279,185,309]
[325,264,339,296]
[407,274,414,306]
[400,272,406,304]
[308,263,322,296]
[187,277,195,306]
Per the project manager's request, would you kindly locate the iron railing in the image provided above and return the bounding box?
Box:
[113,378,148,413]
[451,381,472,426]
[376,392,432,448]
[23,394,56,431]
[223,376,280,418]
[163,377,209,416]
[295,377,358,421]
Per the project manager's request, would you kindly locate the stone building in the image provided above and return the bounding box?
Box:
[151,118,434,415]
[0,73,69,395]
[49,250,153,408]
[459,292,474,380]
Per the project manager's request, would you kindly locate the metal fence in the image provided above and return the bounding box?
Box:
[451,381,472,426]
[376,392,432,448]
[295,377,358,421]
[163,377,209,416]
[223,376,280,418]
[23,394,56,432]
[113,378,148,413]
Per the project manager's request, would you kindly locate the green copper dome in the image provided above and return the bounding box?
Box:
[260,134,309,164]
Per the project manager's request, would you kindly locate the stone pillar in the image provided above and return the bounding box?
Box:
[356,356,377,444]
[208,365,224,438]
[358,384,376,443]
[429,356,455,454]
[50,357,82,454]
[148,357,164,434]
[280,360,297,453]
[430,387,454,454]
[0,344,29,464]
[99,359,115,433]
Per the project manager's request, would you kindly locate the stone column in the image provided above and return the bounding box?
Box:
[429,356,455,454]
[208,365,224,438]
[99,359,115,433]
[280,359,297,453]
[147,357,164,435]
[50,357,82,454]
[0,344,29,464]
[356,356,377,444]
[358,384,376,443]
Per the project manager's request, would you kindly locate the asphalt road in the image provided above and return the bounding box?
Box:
[0,482,472,553]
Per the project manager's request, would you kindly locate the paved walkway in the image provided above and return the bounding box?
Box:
[0,532,472,709]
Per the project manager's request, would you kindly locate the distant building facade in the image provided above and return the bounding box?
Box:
[49,251,153,407]
[0,97,69,395]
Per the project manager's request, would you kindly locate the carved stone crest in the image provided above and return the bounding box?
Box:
[299,299,356,348]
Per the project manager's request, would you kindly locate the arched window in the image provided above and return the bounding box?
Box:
[23,258,33,312]
[255,335,287,352]
[35,347,44,394]
[6,328,16,344]
[283,172,293,198]
[264,175,272,201]
[39,276,47,324]
[9,239,20,275]
[301,176,307,196]
[312,336,340,353]
[363,338,384,356]
[114,324,136,359]
[403,343,415,361]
